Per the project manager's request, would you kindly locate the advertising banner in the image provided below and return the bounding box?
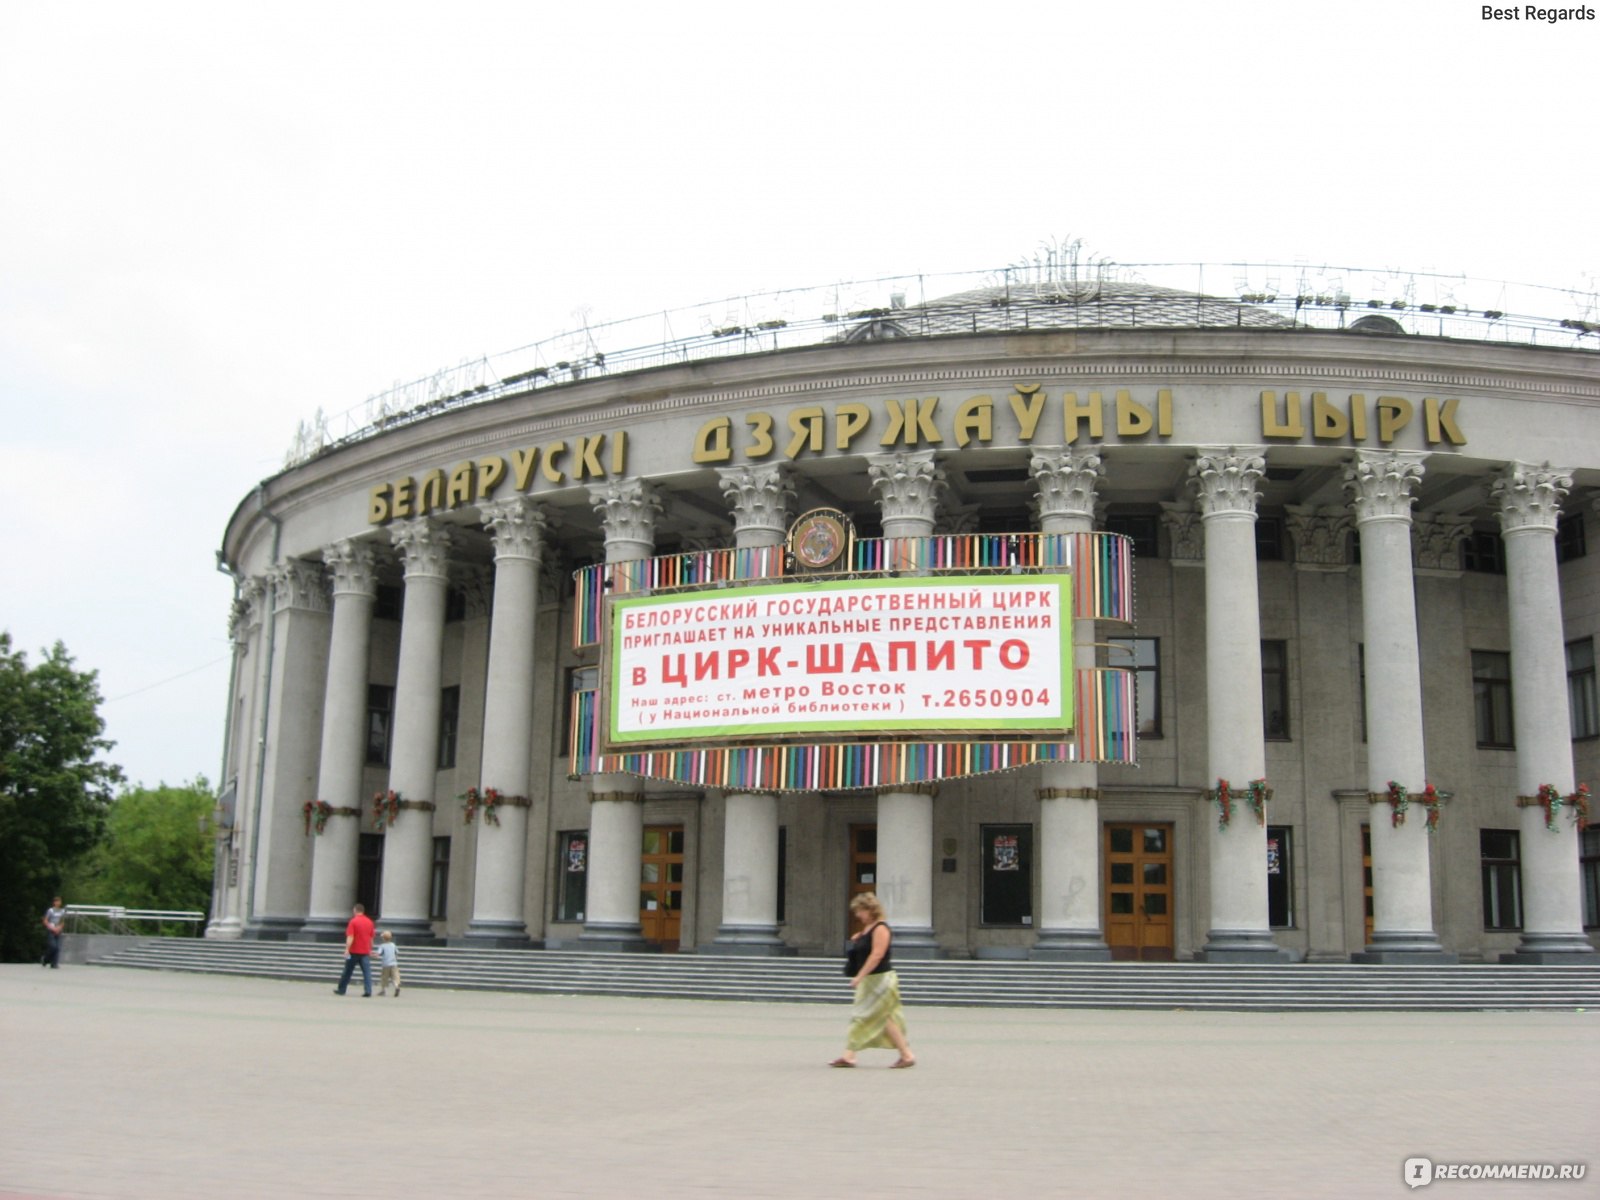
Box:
[605,575,1073,748]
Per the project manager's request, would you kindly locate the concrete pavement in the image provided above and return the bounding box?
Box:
[0,964,1594,1199]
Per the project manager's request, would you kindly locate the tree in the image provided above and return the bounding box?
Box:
[0,633,122,960]
[68,778,215,922]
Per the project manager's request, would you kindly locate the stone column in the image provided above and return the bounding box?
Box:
[867,451,942,955]
[1345,452,1453,961]
[1029,448,1111,960]
[210,579,266,939]
[704,465,795,955]
[465,499,550,945]
[378,518,453,940]
[1284,506,1357,960]
[581,479,661,950]
[249,559,331,937]
[1191,448,1288,962]
[1492,463,1596,962]
[299,541,378,938]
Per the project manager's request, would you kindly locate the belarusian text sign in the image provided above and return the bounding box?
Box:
[604,575,1073,748]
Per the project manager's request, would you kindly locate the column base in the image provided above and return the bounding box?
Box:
[886,925,942,960]
[455,920,538,950]
[1029,929,1113,962]
[1500,932,1599,964]
[698,925,796,956]
[1351,930,1458,963]
[242,917,303,941]
[287,923,347,943]
[206,920,244,940]
[1197,928,1296,963]
[376,918,444,946]
[578,921,658,952]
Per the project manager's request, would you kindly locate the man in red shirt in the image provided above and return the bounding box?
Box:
[333,904,376,996]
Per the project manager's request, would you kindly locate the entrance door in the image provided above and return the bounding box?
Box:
[1104,823,1174,961]
[640,825,684,950]
[848,824,877,912]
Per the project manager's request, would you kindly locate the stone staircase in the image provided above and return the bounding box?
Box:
[89,939,1600,1011]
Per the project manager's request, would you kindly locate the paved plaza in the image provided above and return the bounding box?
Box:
[1,964,1595,1199]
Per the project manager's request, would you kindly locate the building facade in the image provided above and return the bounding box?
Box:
[211,278,1600,963]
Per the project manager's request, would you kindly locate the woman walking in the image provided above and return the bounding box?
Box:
[830,892,915,1069]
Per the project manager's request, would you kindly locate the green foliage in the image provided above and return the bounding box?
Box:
[0,633,122,960]
[69,779,215,923]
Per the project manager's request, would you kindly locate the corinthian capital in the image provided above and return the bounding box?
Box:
[267,559,329,614]
[322,540,379,598]
[480,497,551,563]
[1190,447,1265,518]
[1030,447,1104,527]
[717,464,794,543]
[867,450,943,523]
[1491,462,1572,534]
[1345,450,1425,525]
[1412,512,1472,571]
[233,577,267,641]
[1285,505,1352,567]
[1159,502,1204,561]
[589,479,661,561]
[389,518,454,580]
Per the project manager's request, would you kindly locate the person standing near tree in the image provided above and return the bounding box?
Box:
[333,903,375,997]
[40,896,66,968]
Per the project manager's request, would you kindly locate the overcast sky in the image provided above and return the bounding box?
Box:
[1,1,1594,791]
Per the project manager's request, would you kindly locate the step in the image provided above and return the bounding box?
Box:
[89,940,1600,1012]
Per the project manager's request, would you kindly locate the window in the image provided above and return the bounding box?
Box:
[1267,826,1293,928]
[1357,644,1368,744]
[556,831,588,922]
[980,824,1033,926]
[1261,640,1289,740]
[373,584,403,621]
[366,685,395,766]
[563,666,599,758]
[430,837,451,921]
[357,833,384,917]
[1481,829,1522,930]
[1107,637,1161,737]
[1461,530,1505,574]
[1557,512,1587,563]
[1568,639,1598,740]
[1104,513,1159,559]
[1473,651,1515,748]
[445,586,467,623]
[1583,828,1600,928]
[1255,516,1285,562]
[438,685,461,769]
[776,826,787,924]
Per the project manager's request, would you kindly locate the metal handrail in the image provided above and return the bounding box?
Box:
[280,262,1599,469]
[64,905,206,936]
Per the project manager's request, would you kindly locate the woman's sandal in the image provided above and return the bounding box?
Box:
[828,1057,857,1068]
[889,1057,916,1069]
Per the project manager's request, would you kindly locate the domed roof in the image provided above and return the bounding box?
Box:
[841,278,1294,341]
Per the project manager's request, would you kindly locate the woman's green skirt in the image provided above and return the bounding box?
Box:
[846,969,908,1051]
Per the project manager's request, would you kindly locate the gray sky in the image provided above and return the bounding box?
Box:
[1,1,1594,790]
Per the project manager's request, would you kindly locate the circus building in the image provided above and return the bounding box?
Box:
[212,264,1600,965]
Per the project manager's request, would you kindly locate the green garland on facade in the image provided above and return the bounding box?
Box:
[302,799,333,836]
[1206,778,1269,830]
[1535,783,1591,832]
[372,789,401,830]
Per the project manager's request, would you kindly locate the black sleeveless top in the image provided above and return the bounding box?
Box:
[845,921,893,976]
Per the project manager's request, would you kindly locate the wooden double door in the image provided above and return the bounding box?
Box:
[640,825,684,950]
[1104,823,1174,961]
